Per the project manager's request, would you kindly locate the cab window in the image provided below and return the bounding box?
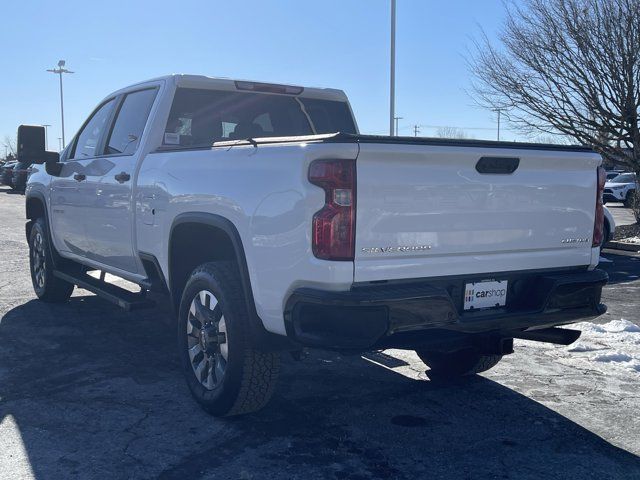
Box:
[106,89,158,155]
[163,88,357,147]
[70,99,116,159]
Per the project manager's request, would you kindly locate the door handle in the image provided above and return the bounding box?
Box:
[114,172,131,183]
[73,173,86,182]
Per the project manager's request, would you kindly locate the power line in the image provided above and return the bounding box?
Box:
[417,124,497,131]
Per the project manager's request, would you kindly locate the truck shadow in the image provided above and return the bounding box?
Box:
[600,250,640,285]
[1,297,639,479]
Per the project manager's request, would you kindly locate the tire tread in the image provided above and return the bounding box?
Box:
[185,261,279,416]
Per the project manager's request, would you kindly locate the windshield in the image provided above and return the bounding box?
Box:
[163,88,356,147]
[610,173,636,183]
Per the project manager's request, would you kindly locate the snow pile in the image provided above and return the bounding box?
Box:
[618,236,640,244]
[560,319,640,374]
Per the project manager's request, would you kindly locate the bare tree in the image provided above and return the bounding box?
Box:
[2,135,16,157]
[470,0,640,171]
[436,126,470,139]
[534,134,573,145]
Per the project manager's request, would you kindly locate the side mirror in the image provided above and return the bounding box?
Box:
[17,125,61,175]
[18,125,46,163]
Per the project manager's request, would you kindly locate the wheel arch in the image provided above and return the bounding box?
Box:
[168,212,296,352]
[25,192,48,240]
[168,213,253,313]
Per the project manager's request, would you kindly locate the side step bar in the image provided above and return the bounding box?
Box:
[510,327,582,345]
[53,270,155,312]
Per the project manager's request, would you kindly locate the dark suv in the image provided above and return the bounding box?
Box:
[11,161,33,192]
[1,162,17,187]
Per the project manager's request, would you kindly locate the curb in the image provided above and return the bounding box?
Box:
[605,240,640,252]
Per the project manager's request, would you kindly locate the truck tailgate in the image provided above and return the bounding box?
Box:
[354,142,601,283]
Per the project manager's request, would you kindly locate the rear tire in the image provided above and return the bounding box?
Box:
[415,348,502,380]
[178,261,280,416]
[29,217,74,303]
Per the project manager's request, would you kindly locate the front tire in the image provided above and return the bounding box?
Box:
[415,348,502,380]
[29,217,74,302]
[178,261,280,416]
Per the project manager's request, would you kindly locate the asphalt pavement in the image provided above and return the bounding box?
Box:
[607,202,637,227]
[0,187,639,480]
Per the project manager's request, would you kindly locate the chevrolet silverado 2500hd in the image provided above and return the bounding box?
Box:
[18,75,608,416]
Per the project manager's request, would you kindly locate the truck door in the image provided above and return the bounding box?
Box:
[49,98,117,258]
[83,87,158,274]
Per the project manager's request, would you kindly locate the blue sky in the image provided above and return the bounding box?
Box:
[0,0,516,153]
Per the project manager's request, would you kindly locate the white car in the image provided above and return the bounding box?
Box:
[18,74,609,416]
[604,172,637,207]
[603,206,615,244]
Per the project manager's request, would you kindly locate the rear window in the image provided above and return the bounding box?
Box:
[163,88,356,147]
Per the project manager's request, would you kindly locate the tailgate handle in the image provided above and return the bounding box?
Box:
[476,156,520,174]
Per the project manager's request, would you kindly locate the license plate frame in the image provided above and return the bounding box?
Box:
[463,279,508,311]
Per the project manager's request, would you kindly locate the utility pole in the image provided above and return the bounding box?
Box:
[394,116,403,136]
[492,108,502,141]
[42,124,51,151]
[413,124,420,137]
[389,0,396,136]
[47,60,74,148]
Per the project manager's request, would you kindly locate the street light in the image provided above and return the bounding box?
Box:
[42,124,51,150]
[47,60,74,149]
[394,116,403,136]
[390,0,396,136]
[492,108,503,141]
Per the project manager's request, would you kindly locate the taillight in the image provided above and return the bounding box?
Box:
[592,166,606,247]
[308,159,356,260]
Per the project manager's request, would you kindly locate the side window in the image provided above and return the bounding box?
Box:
[71,99,116,159]
[106,89,158,155]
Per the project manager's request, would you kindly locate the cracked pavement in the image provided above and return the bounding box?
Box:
[0,186,639,479]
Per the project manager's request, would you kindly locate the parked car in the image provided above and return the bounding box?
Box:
[1,161,17,187]
[603,206,615,245]
[11,161,33,192]
[19,75,608,417]
[603,172,637,207]
[606,170,625,181]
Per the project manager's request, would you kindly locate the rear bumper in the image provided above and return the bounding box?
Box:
[284,268,608,350]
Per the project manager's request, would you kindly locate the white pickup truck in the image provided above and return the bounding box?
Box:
[18,75,608,416]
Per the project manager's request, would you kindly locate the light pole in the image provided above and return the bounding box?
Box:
[47,60,74,148]
[492,108,503,141]
[390,0,396,136]
[42,124,51,150]
[394,116,403,136]
[58,138,62,151]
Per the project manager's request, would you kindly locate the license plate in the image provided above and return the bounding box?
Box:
[464,280,508,311]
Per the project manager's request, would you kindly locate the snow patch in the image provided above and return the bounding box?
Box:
[619,236,640,244]
[566,341,604,353]
[592,352,633,363]
[546,319,640,375]
[601,319,640,333]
